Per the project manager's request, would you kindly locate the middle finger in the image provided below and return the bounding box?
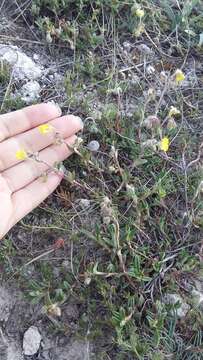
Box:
[0,114,82,171]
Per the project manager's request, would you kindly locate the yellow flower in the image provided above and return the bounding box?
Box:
[174,69,185,84]
[136,8,145,18]
[168,106,181,118]
[160,137,170,152]
[38,123,53,135]
[16,148,28,161]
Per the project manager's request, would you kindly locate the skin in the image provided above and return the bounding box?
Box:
[0,103,83,239]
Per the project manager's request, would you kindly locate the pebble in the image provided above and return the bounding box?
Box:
[87,140,100,152]
[23,326,42,356]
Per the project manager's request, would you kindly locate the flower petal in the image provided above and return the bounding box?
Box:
[16,149,28,161]
[175,69,185,83]
[160,137,170,152]
[38,123,53,135]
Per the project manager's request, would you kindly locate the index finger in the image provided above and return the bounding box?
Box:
[0,102,62,142]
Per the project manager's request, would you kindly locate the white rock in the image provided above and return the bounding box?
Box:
[23,326,42,356]
[0,45,42,80]
[19,81,41,104]
[87,140,100,152]
[163,293,190,318]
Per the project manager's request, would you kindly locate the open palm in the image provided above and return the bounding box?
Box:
[0,103,83,239]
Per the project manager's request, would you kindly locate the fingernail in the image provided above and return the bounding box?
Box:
[74,115,84,129]
[46,101,62,114]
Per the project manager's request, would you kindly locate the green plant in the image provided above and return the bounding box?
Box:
[1,0,203,357]
[0,60,10,85]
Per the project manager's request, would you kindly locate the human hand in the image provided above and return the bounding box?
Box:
[0,103,83,239]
